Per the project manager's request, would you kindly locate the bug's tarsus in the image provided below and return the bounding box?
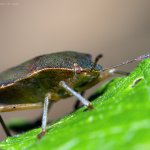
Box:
[37,130,46,139]
[91,54,103,71]
[87,102,94,110]
[60,81,92,109]
[0,115,11,137]
[37,95,50,139]
[103,54,150,71]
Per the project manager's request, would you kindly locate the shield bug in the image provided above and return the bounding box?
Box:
[0,51,149,139]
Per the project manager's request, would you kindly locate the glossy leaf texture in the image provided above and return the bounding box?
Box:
[0,59,150,150]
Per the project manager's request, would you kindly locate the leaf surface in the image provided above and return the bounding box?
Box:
[0,59,150,150]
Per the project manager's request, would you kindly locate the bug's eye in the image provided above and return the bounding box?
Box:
[73,63,83,74]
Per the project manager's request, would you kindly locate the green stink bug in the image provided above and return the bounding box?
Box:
[0,51,149,138]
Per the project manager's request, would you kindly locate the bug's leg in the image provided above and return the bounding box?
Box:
[0,114,11,137]
[74,91,85,110]
[112,69,130,76]
[9,103,53,133]
[0,103,43,137]
[28,102,52,132]
[88,69,130,101]
[100,68,131,81]
[60,81,93,109]
[0,103,43,112]
[30,102,53,131]
[37,94,50,139]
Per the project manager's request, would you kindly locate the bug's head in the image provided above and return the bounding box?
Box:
[72,60,103,91]
[72,53,150,92]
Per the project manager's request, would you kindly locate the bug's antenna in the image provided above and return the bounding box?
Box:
[91,54,103,71]
[102,54,150,71]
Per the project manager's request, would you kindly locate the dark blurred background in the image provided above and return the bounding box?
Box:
[0,0,150,140]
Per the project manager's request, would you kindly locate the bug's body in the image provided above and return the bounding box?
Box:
[0,51,102,104]
[0,51,148,138]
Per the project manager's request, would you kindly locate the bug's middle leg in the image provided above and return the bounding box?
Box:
[9,103,53,133]
[37,93,51,139]
[30,102,52,131]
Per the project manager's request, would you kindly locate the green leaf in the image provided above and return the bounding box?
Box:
[0,59,150,150]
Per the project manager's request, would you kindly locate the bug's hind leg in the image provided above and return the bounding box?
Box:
[0,115,11,137]
[74,91,85,110]
[37,94,51,139]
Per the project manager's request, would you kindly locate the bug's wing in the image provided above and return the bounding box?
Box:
[0,63,29,87]
[0,51,94,87]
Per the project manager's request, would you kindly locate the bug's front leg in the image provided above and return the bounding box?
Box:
[100,68,130,81]
[74,91,85,110]
[37,93,51,139]
[59,81,93,109]
[110,69,130,76]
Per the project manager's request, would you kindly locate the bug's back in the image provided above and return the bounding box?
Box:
[0,51,101,104]
[0,51,93,86]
